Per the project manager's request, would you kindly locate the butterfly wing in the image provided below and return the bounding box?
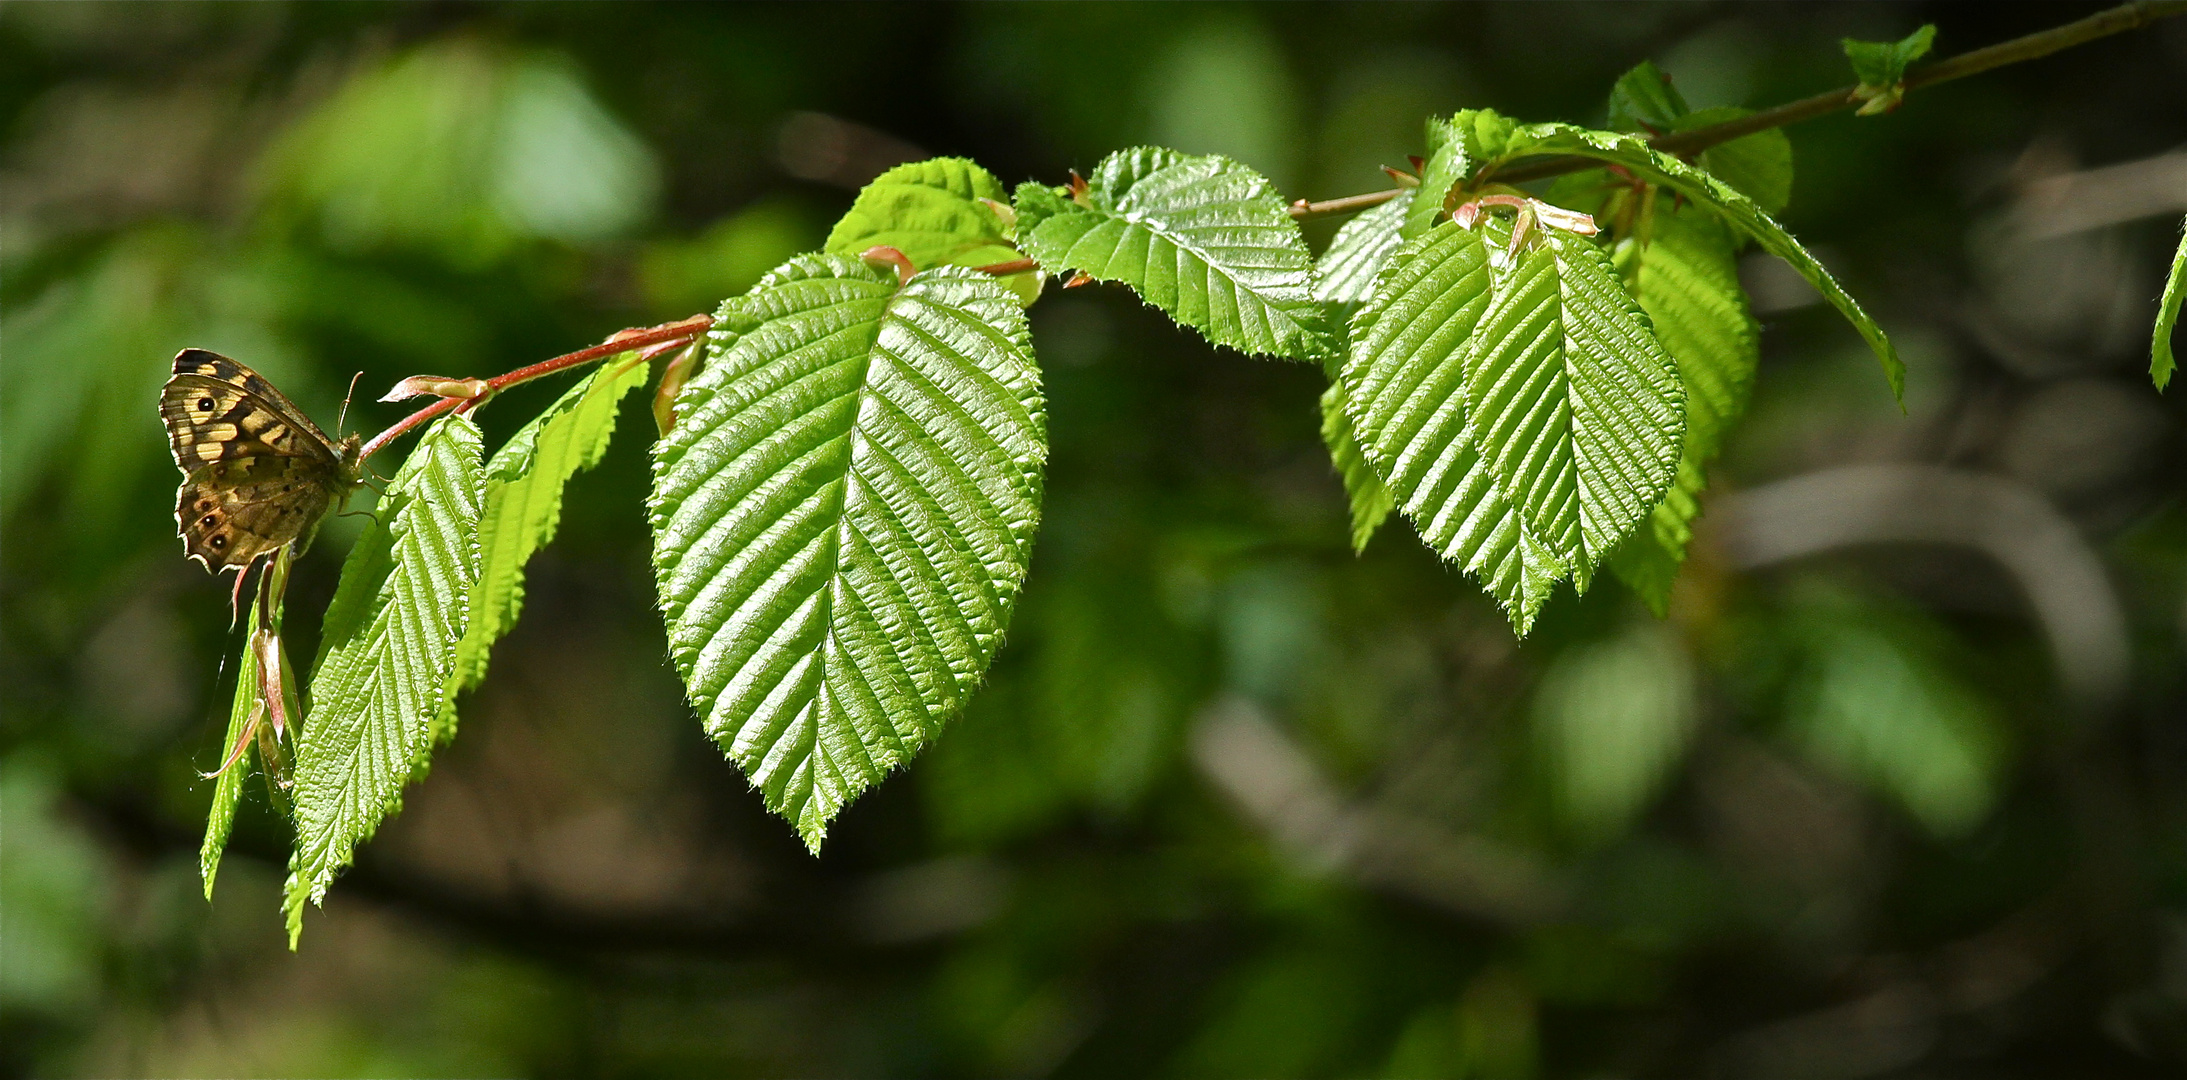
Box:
[161,350,351,573]
[175,456,344,571]
[162,350,341,473]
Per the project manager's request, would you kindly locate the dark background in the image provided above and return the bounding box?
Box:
[5,3,2187,1076]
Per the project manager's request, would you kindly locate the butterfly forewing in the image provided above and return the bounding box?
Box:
[160,350,359,573]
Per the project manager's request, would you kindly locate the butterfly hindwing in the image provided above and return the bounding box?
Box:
[175,456,344,571]
[160,350,361,574]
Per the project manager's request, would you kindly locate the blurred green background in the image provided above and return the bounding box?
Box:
[5,3,2187,1076]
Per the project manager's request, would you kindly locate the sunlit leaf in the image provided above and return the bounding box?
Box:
[1315,189,1415,309]
[1461,224,1684,588]
[825,157,1036,302]
[1609,207,1758,613]
[437,358,648,741]
[1477,115,1900,400]
[285,415,484,946]
[650,255,1045,851]
[1339,219,1563,632]
[1014,147,1335,361]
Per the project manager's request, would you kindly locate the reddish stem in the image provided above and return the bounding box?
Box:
[977,257,1039,276]
[358,314,714,463]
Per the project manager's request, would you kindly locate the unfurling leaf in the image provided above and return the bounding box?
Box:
[825,157,1037,302]
[437,357,649,741]
[285,415,484,946]
[651,255,1045,852]
[1316,189,1416,311]
[1015,147,1336,361]
[1844,25,1937,115]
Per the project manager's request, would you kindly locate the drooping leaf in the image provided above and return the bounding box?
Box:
[1313,192,1417,553]
[2153,214,2185,391]
[1683,111,1794,217]
[1014,147,1335,361]
[201,594,267,900]
[650,255,1046,852]
[437,357,648,740]
[285,415,484,946]
[1472,114,1900,401]
[1606,60,1689,134]
[1320,373,1394,554]
[1844,25,1937,115]
[1461,225,1684,588]
[1609,207,1759,613]
[824,157,1036,302]
[1339,219,1563,632]
[1316,188,1416,309]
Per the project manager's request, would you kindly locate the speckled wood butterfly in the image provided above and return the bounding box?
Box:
[160,349,364,575]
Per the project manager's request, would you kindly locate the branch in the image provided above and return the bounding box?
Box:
[358,314,714,462]
[1293,0,2187,214]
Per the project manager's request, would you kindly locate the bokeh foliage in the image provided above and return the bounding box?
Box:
[5,3,2187,1077]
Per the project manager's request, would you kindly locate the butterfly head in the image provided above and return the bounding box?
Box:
[335,434,365,487]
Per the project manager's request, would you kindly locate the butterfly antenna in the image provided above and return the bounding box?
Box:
[337,371,365,439]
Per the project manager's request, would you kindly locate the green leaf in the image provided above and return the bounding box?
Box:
[1313,196,1414,553]
[1609,207,1759,613]
[1015,146,1336,361]
[1316,189,1415,310]
[437,358,648,741]
[1606,61,1689,134]
[201,594,271,900]
[1486,117,1901,401]
[1320,373,1394,554]
[2154,215,2186,391]
[1844,25,1937,115]
[1676,108,1793,216]
[1339,219,1563,632]
[1403,117,1465,240]
[1463,226,1685,587]
[824,157,1035,302]
[650,255,1046,852]
[285,415,484,946]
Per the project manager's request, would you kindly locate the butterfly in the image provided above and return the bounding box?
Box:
[160,349,364,580]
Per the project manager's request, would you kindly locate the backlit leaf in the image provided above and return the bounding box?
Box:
[650,255,1046,851]
[284,415,484,946]
[1015,147,1335,361]
[437,357,648,740]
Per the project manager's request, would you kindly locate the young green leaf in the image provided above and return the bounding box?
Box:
[201,594,270,900]
[2153,215,2185,391]
[1676,108,1793,216]
[1844,25,1937,115]
[1480,116,1900,401]
[1317,189,1415,309]
[825,157,1036,302]
[1606,60,1689,134]
[1463,227,1684,586]
[1014,147,1336,361]
[1403,117,1465,240]
[1313,193,1414,552]
[1608,207,1759,613]
[1320,374,1394,553]
[1339,219,1564,632]
[650,255,1046,852]
[284,415,484,946]
[436,357,648,741]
